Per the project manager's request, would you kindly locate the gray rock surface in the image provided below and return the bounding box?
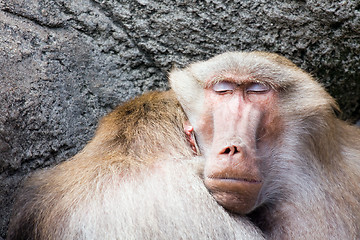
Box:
[0,0,359,237]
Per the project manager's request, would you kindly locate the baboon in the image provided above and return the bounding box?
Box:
[7,91,264,240]
[170,51,360,239]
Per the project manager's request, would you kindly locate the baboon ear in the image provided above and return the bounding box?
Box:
[169,68,205,130]
[183,120,200,155]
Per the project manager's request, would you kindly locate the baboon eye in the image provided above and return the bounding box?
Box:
[212,82,236,94]
[246,82,270,94]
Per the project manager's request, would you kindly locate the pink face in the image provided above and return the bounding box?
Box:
[194,72,282,214]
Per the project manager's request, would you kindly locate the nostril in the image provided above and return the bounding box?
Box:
[220,146,240,155]
[233,147,240,154]
[223,147,231,154]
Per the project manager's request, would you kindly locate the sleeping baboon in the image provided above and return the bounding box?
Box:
[7,91,264,240]
[170,51,360,239]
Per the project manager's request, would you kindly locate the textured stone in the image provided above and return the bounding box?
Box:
[0,0,359,237]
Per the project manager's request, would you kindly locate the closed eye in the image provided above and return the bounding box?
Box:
[212,82,237,94]
[246,82,270,94]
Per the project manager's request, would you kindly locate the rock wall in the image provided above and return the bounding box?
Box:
[0,0,359,237]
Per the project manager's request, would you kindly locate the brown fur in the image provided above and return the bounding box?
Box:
[7,90,264,240]
[170,51,360,239]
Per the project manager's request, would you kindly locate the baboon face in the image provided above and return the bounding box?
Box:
[170,51,336,214]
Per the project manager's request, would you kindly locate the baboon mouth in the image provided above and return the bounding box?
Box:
[207,176,262,184]
[204,176,263,215]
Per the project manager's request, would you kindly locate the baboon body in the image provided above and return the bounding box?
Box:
[7,91,263,240]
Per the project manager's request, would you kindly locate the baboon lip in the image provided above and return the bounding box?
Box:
[207,176,262,184]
